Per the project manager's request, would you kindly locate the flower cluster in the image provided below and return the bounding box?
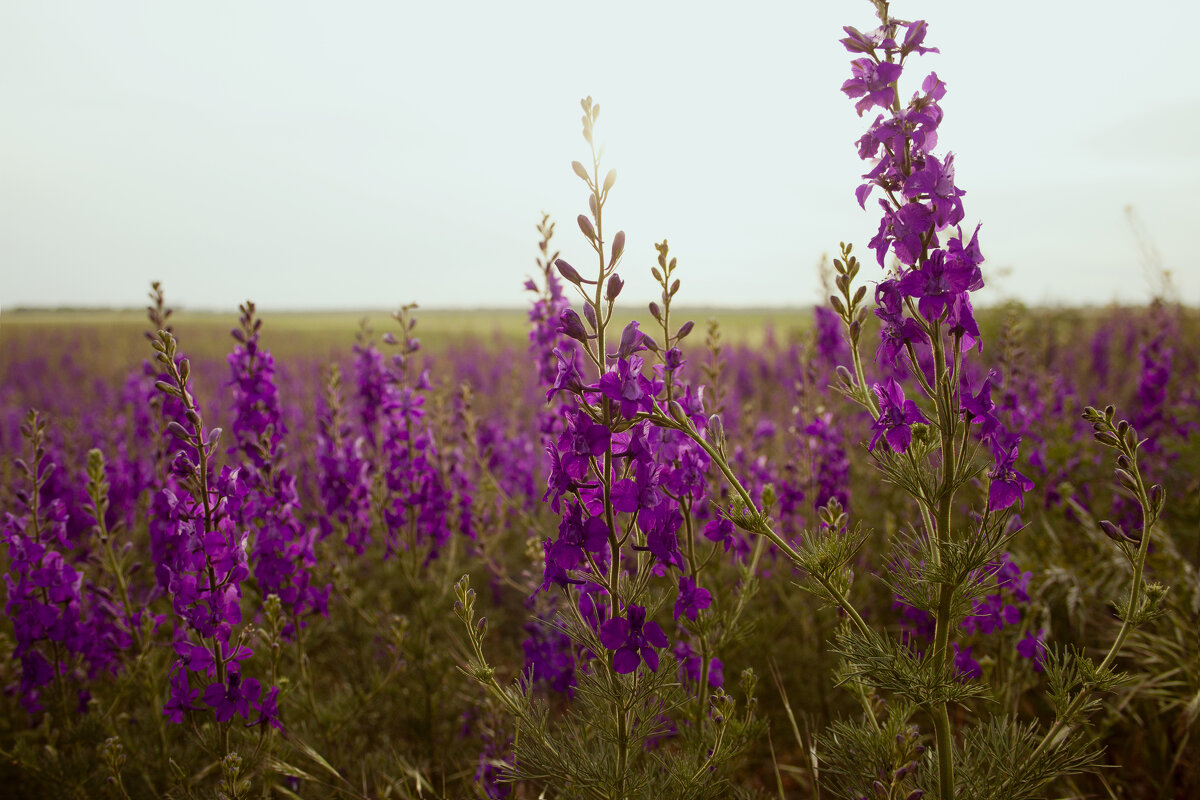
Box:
[151,332,278,729]
[842,17,1033,512]
[226,302,329,628]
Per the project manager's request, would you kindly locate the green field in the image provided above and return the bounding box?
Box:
[0,307,817,381]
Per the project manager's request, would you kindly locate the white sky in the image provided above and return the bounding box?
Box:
[1,0,1197,312]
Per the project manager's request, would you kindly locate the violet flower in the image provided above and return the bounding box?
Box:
[599,605,669,674]
[868,379,929,454]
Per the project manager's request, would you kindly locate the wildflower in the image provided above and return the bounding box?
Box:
[869,379,929,454]
[673,576,712,622]
[599,605,669,674]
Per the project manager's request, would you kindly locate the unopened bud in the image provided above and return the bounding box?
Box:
[558,309,589,343]
[707,414,725,447]
[606,273,624,302]
[577,214,596,241]
[609,230,626,265]
[166,421,191,442]
[555,259,585,285]
[835,365,855,388]
[676,320,694,340]
[602,169,616,193]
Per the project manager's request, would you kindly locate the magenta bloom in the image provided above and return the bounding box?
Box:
[202,670,261,723]
[988,434,1035,512]
[842,58,903,115]
[164,667,201,724]
[960,369,1000,438]
[596,356,657,418]
[1017,629,1047,672]
[869,379,929,454]
[599,605,669,674]
[952,643,982,680]
[674,576,712,622]
[874,279,929,366]
[897,250,980,322]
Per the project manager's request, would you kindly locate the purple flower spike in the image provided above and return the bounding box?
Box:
[599,605,669,674]
[869,379,929,454]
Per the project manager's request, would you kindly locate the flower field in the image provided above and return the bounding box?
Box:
[2,3,1199,799]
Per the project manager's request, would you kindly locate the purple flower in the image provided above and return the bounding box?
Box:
[164,667,202,724]
[897,250,980,322]
[596,356,658,418]
[842,58,904,115]
[903,153,964,228]
[1017,629,1047,671]
[598,605,669,674]
[868,379,929,454]
[960,369,1000,437]
[202,670,261,723]
[988,433,1035,512]
[253,685,283,730]
[952,643,982,680]
[874,280,929,366]
[673,576,712,622]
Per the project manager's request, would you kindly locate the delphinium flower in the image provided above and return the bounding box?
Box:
[802,410,851,513]
[599,604,669,674]
[3,411,89,714]
[314,364,373,553]
[226,302,329,629]
[814,305,852,371]
[150,331,277,736]
[377,305,455,560]
[459,99,762,797]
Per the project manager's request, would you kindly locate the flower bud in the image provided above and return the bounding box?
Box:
[578,214,597,242]
[676,320,694,340]
[609,230,626,265]
[583,303,598,330]
[707,414,725,447]
[557,309,589,343]
[606,273,624,301]
[555,259,585,285]
[602,169,616,193]
[166,421,191,442]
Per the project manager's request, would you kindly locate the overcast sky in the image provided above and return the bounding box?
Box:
[1,0,1197,313]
